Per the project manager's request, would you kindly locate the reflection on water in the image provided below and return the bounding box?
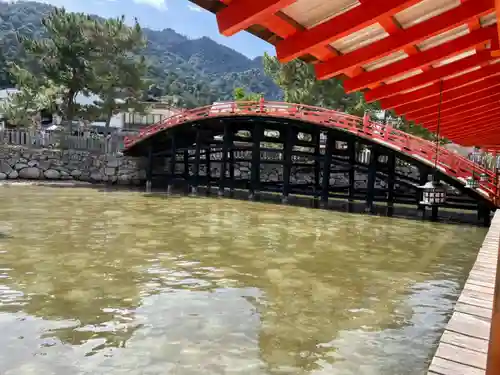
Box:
[0,185,486,374]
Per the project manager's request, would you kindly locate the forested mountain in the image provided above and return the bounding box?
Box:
[0,1,282,107]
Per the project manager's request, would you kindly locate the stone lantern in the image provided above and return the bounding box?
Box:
[419,181,447,206]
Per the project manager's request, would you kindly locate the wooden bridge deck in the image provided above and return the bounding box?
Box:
[428,210,500,375]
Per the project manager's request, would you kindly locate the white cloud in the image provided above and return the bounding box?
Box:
[133,0,166,10]
[187,4,201,11]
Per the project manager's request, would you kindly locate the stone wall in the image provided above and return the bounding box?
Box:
[0,145,422,193]
[0,145,146,184]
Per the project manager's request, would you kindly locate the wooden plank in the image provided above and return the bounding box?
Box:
[464,283,495,295]
[447,311,491,341]
[467,279,495,290]
[461,288,494,303]
[458,294,494,310]
[440,330,489,354]
[455,302,493,320]
[435,342,487,369]
[429,356,486,375]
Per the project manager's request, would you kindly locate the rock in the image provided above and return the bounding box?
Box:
[28,160,39,167]
[18,167,41,179]
[8,170,18,179]
[118,175,130,184]
[70,170,82,178]
[90,172,103,181]
[44,169,61,179]
[14,163,28,171]
[0,161,13,174]
[38,161,51,170]
[0,173,6,180]
[105,167,116,176]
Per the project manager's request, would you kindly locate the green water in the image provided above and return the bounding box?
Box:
[0,185,487,374]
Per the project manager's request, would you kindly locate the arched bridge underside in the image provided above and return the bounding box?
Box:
[123,102,498,226]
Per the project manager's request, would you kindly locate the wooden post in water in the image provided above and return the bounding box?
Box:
[183,149,189,194]
[145,142,153,192]
[366,146,378,214]
[205,144,211,196]
[282,126,294,204]
[313,129,321,207]
[387,152,396,217]
[167,130,177,195]
[321,131,333,209]
[219,122,230,197]
[249,123,262,201]
[192,126,202,195]
[348,139,356,212]
[229,131,235,198]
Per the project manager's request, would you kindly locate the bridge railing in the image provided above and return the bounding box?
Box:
[124,101,499,204]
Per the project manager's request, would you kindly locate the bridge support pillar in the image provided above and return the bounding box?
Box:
[205,145,211,196]
[183,149,189,194]
[348,140,356,212]
[313,129,321,208]
[249,123,262,201]
[321,131,333,209]
[167,130,177,195]
[366,146,378,214]
[219,122,231,197]
[386,152,395,217]
[146,142,153,193]
[431,205,439,222]
[191,126,202,196]
[229,146,235,198]
[479,204,492,227]
[282,126,294,204]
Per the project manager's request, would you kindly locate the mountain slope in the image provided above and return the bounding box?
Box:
[0,1,282,107]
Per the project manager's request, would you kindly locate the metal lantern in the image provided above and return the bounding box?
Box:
[465,176,479,189]
[479,173,489,182]
[419,181,447,206]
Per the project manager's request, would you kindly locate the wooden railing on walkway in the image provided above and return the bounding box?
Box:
[428,210,500,374]
[0,129,126,154]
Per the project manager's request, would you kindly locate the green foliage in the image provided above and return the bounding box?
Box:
[263,52,439,140]
[5,6,148,132]
[233,87,262,101]
[263,52,363,113]
[88,16,149,132]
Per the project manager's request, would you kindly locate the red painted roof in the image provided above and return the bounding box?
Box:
[188,0,500,150]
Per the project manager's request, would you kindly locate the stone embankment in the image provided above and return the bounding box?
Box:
[0,145,146,184]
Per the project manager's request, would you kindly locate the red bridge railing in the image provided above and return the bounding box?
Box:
[123,101,500,207]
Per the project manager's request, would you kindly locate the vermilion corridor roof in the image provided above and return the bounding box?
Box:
[188,0,500,150]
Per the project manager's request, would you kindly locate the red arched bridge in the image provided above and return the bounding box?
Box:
[123,101,498,225]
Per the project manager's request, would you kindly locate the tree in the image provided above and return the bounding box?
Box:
[89,16,149,134]
[7,8,150,134]
[263,52,351,109]
[263,53,437,140]
[9,8,107,132]
[233,87,262,101]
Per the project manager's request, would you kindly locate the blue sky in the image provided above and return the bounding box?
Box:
[19,0,274,58]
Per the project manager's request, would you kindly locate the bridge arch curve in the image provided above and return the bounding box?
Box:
[123,101,498,224]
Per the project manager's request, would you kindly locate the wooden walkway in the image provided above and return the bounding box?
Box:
[428,210,500,375]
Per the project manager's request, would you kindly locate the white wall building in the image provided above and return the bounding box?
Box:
[0,88,177,131]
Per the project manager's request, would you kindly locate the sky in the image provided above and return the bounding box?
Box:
[7,0,275,58]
